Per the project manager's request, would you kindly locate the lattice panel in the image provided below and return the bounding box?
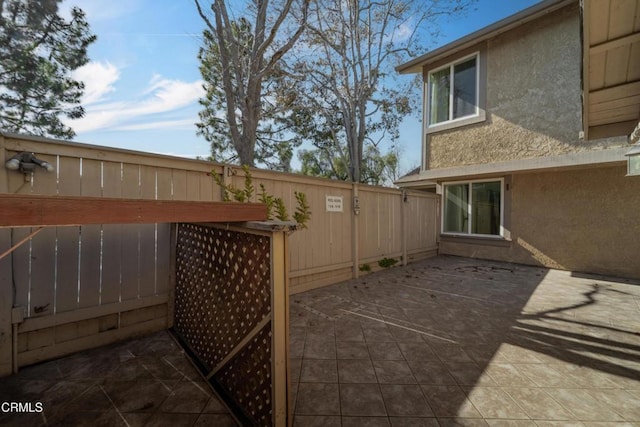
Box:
[216,324,273,426]
[174,223,271,371]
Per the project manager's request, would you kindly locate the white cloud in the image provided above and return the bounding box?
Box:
[113,118,197,132]
[68,73,205,134]
[74,61,120,105]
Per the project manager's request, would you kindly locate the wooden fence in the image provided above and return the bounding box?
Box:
[0,132,438,377]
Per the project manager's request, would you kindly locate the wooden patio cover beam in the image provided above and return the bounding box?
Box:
[0,194,267,227]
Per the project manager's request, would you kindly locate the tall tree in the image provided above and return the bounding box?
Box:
[195,0,309,168]
[279,0,473,182]
[0,0,95,139]
[298,142,402,186]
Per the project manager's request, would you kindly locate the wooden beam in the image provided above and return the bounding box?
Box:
[0,194,267,227]
[590,81,640,104]
[590,32,640,55]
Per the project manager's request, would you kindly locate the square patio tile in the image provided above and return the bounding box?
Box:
[373,360,417,384]
[420,385,482,418]
[502,387,574,420]
[338,359,378,384]
[380,384,434,417]
[304,339,337,359]
[295,383,341,415]
[340,384,387,416]
[543,388,624,421]
[337,341,370,359]
[408,360,458,385]
[368,342,405,360]
[462,387,528,420]
[300,359,339,383]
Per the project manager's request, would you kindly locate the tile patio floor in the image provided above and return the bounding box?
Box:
[289,256,640,427]
[1,255,639,426]
[0,331,236,426]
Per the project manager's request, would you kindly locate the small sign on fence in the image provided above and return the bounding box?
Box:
[326,195,343,212]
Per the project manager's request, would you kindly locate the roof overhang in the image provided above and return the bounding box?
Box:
[395,147,628,185]
[582,0,640,140]
[396,0,574,74]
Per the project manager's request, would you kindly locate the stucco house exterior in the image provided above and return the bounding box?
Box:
[395,0,640,279]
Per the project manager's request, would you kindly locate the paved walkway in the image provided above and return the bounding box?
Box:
[1,256,639,426]
[290,256,640,426]
[0,331,236,426]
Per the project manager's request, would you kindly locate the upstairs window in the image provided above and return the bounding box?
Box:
[428,54,479,126]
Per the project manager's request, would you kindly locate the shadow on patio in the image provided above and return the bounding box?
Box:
[1,255,639,426]
[290,255,640,426]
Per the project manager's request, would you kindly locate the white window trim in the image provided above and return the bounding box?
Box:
[426,51,481,129]
[441,177,504,238]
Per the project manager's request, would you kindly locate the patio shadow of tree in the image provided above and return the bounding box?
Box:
[290,255,640,424]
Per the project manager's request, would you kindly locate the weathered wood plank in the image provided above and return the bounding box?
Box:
[0,195,268,227]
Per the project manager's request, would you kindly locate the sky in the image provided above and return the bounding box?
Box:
[59,0,544,173]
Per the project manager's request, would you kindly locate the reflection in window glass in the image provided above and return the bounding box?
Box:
[430,68,450,125]
[428,55,478,126]
[453,57,477,119]
[471,181,501,235]
[444,184,469,233]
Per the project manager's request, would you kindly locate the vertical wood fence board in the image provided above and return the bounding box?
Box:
[156,168,173,201]
[139,165,158,297]
[29,227,56,318]
[77,223,102,311]
[57,157,81,196]
[172,170,188,201]
[120,164,141,301]
[139,166,156,200]
[11,229,30,311]
[80,159,102,197]
[100,225,121,305]
[155,170,173,295]
[100,162,122,305]
[186,171,202,201]
[55,156,82,313]
[29,153,57,195]
[20,155,59,318]
[120,225,140,301]
[77,158,103,309]
[55,227,80,313]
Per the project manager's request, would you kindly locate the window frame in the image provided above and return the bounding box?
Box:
[441,178,504,238]
[427,52,481,129]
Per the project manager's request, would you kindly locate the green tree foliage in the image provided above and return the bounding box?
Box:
[278,0,473,183]
[299,143,401,186]
[0,0,95,139]
[211,166,312,228]
[194,0,309,171]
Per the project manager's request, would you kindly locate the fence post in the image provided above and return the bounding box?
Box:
[271,229,289,427]
[352,183,360,279]
[401,191,408,267]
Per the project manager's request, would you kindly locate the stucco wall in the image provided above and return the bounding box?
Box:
[427,4,626,170]
[439,165,640,279]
